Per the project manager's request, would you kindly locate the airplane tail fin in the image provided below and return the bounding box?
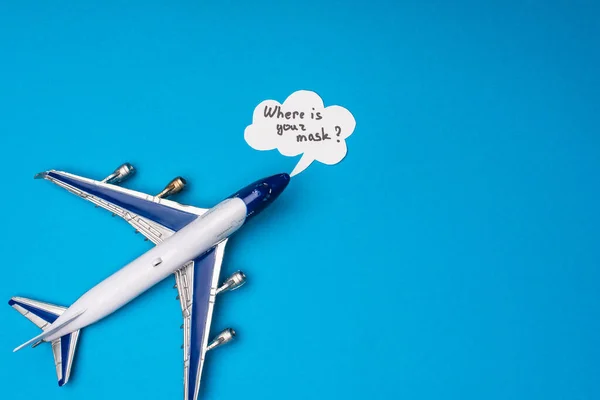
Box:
[9,297,83,386]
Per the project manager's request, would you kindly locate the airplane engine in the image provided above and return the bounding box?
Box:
[216,271,246,294]
[156,177,186,198]
[102,163,135,184]
[207,328,236,351]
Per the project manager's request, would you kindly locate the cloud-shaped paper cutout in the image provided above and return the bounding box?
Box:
[245,90,356,176]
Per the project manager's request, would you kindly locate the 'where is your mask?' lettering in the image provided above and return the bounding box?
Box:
[245,90,356,176]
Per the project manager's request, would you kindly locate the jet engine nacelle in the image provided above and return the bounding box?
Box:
[216,271,246,294]
[156,177,186,198]
[102,163,136,184]
[207,328,236,351]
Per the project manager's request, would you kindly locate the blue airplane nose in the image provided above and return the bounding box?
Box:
[232,173,291,219]
[265,173,290,199]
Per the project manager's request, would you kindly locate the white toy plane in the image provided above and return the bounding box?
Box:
[9,163,290,399]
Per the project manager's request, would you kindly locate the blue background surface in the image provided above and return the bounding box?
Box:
[0,1,599,399]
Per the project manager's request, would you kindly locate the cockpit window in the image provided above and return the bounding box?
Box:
[259,183,272,202]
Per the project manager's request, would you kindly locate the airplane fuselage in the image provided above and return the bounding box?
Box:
[45,197,247,341]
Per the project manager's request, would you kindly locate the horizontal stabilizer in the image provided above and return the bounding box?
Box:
[13,308,85,352]
[52,330,81,386]
[9,297,66,329]
[9,296,83,386]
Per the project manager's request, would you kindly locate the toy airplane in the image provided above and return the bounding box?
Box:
[9,163,290,399]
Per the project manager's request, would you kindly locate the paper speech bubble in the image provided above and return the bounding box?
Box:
[244,90,356,177]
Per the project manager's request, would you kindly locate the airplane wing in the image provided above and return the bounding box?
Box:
[175,241,228,400]
[36,168,207,244]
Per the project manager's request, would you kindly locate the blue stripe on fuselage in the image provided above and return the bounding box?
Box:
[47,172,197,231]
[188,249,216,400]
[8,299,60,323]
